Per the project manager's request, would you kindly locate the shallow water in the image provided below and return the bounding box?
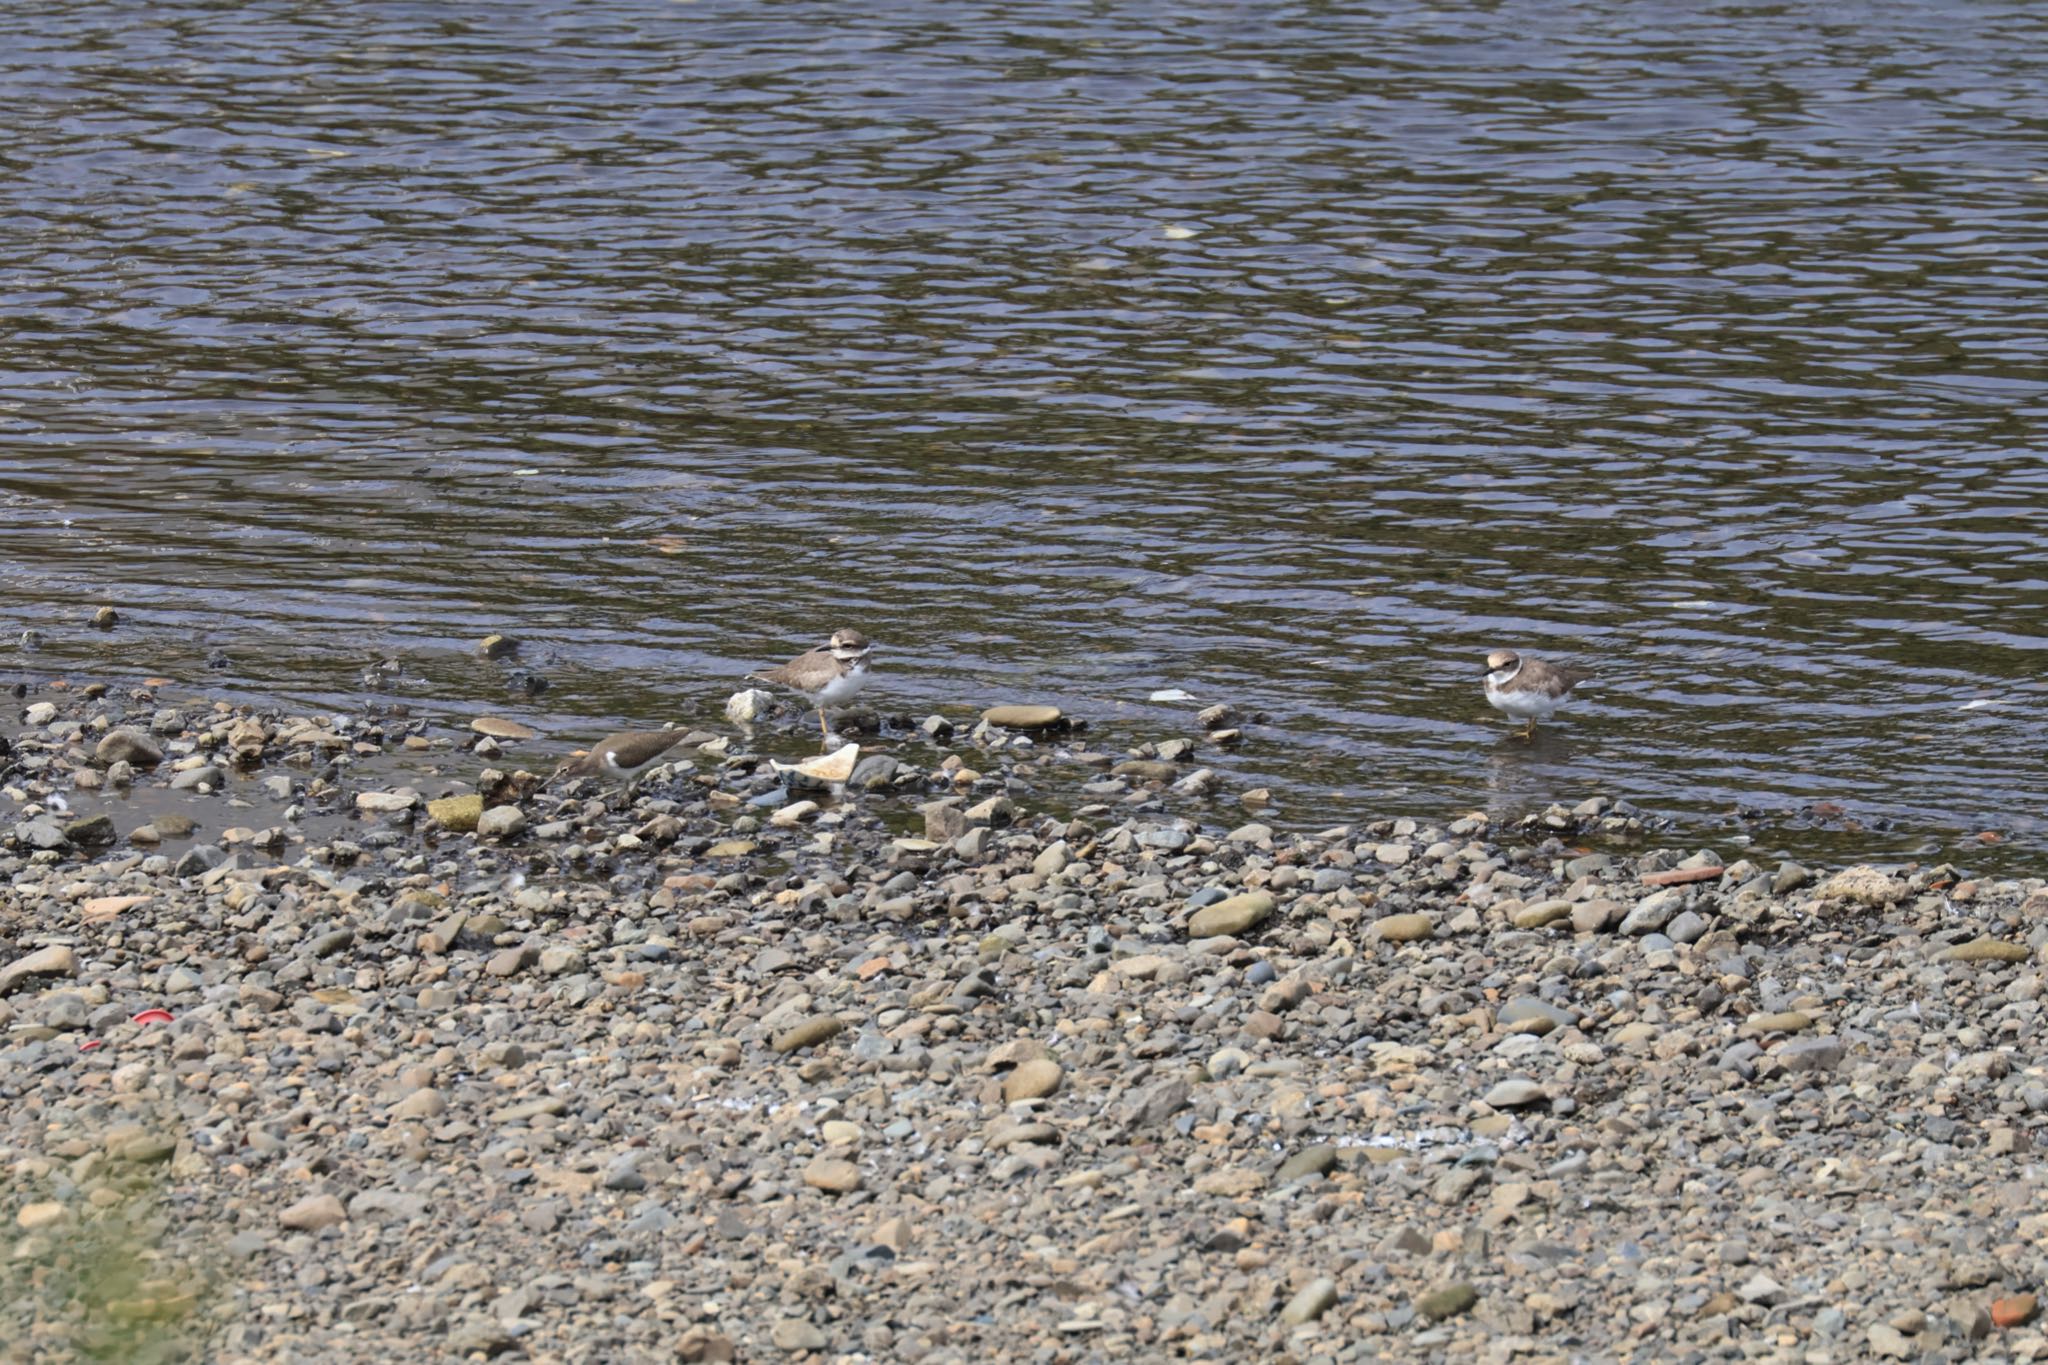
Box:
[4,0,2048,869]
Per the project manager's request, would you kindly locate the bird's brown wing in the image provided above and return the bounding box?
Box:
[753,647,833,691]
[1521,657,1592,696]
[1549,664,1594,693]
[602,731,686,769]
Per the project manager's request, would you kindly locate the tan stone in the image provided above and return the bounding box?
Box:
[981,705,1063,729]
[1375,914,1435,943]
[0,945,76,995]
[16,1202,66,1230]
[1003,1059,1064,1103]
[279,1194,347,1231]
[773,1016,845,1053]
[394,1087,447,1119]
[1938,938,2029,963]
[803,1159,862,1193]
[1188,892,1275,939]
[1511,900,1573,929]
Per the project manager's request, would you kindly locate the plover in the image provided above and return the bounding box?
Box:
[1483,649,1592,738]
[752,628,874,743]
[551,729,687,791]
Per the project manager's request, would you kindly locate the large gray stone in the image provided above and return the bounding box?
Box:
[1280,1277,1338,1324]
[0,944,77,996]
[1776,1036,1846,1072]
[1619,888,1684,935]
[95,728,163,767]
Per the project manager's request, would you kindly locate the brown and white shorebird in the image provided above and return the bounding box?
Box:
[1483,649,1592,738]
[550,729,688,791]
[751,628,875,743]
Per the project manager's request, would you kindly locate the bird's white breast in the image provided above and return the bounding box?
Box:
[1485,675,1562,719]
[814,660,870,706]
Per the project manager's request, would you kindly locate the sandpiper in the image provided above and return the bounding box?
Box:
[1483,649,1592,738]
[752,628,874,742]
[551,729,688,791]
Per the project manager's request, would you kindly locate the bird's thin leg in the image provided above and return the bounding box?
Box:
[1522,718,1537,741]
[818,707,831,744]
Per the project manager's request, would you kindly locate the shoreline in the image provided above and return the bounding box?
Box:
[2,651,2026,877]
[6,679,2048,1361]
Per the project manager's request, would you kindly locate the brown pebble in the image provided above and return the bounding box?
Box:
[1938,938,2029,963]
[774,1015,845,1053]
[1375,913,1434,943]
[1002,1059,1063,1102]
[279,1194,347,1231]
[802,1159,862,1194]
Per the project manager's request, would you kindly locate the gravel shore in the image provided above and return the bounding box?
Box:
[5,683,2048,1363]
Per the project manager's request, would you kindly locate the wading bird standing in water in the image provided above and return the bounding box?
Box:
[752,628,875,744]
[1483,649,1591,739]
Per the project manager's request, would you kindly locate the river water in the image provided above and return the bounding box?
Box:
[3,1,2047,869]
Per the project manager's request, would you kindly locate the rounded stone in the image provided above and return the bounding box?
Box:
[1003,1058,1064,1103]
[1483,1078,1546,1108]
[1417,1282,1478,1320]
[773,1015,845,1053]
[770,1320,827,1352]
[94,728,163,768]
[1511,899,1573,929]
[427,795,484,833]
[15,1201,67,1231]
[1275,1145,1339,1183]
[803,1159,862,1194]
[1188,892,1275,939]
[981,704,1063,729]
[1498,997,1573,1035]
[1375,913,1435,942]
[1817,865,1907,906]
[724,688,776,724]
[280,1194,348,1231]
[394,1087,447,1119]
[0,944,77,995]
[1938,938,2028,963]
[1280,1277,1338,1324]
[476,805,527,839]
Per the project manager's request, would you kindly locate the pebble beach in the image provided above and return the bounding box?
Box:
[6,680,2048,1364]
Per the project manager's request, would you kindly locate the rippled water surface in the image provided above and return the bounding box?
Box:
[4,0,2048,867]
